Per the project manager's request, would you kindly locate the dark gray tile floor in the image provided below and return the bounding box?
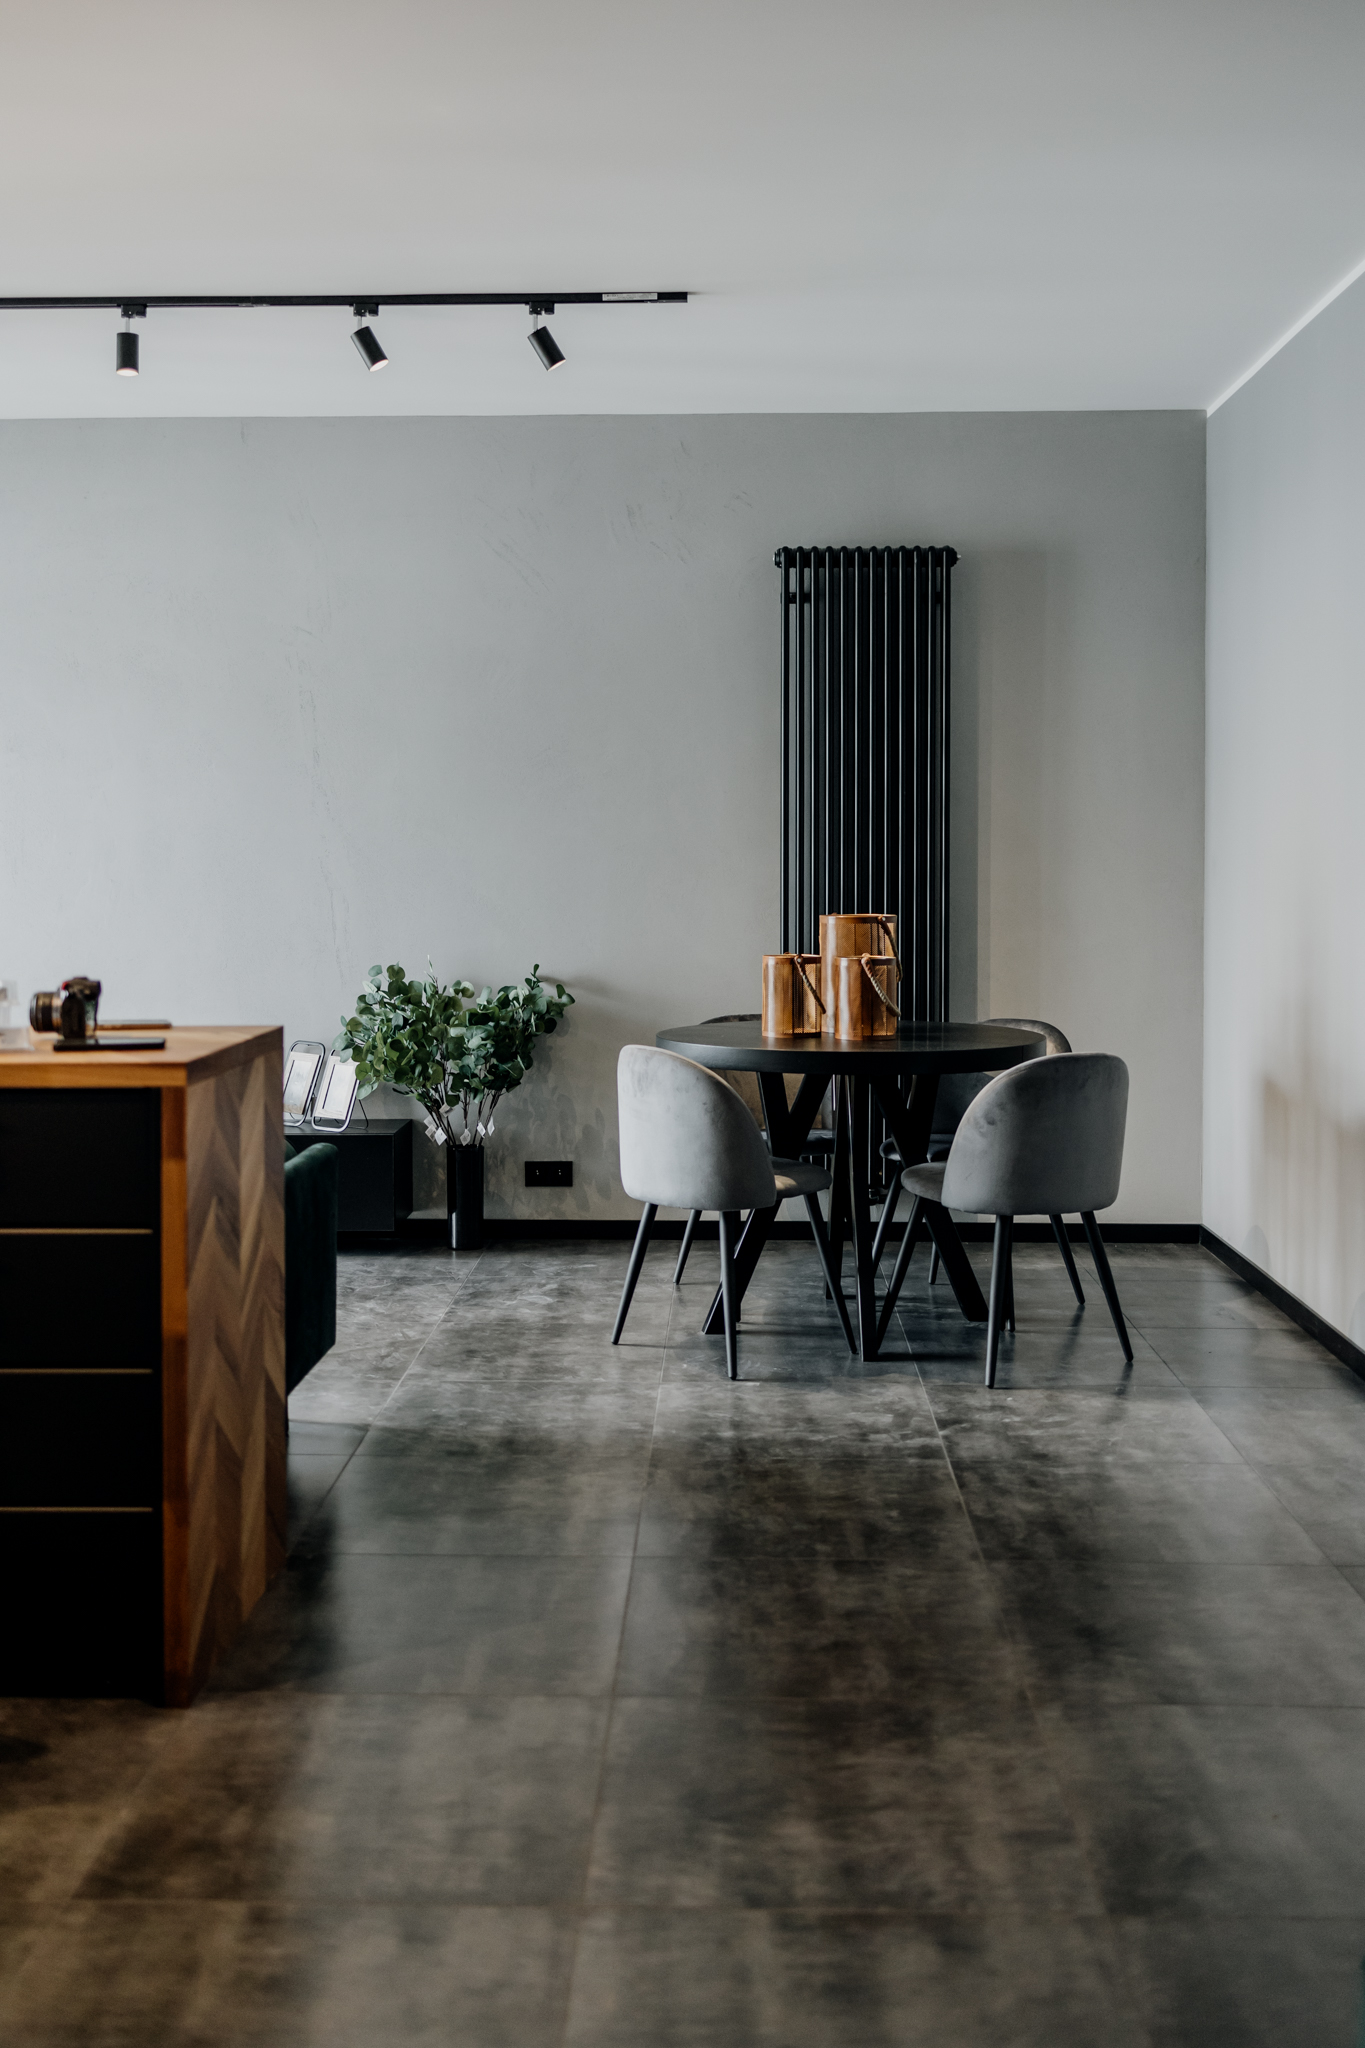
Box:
[3,1234,1365,2044]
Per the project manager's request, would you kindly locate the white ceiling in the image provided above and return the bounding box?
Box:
[1,0,1362,418]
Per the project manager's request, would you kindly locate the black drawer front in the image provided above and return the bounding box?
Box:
[0,1376,160,1505]
[0,1513,161,1697]
[0,1237,161,1369]
[0,1089,161,1227]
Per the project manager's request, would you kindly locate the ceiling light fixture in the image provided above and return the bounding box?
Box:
[350,302,388,371]
[527,303,565,372]
[0,291,686,380]
[114,303,144,376]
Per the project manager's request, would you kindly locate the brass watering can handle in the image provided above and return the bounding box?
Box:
[795,957,826,1013]
[861,954,904,1021]
[873,916,903,979]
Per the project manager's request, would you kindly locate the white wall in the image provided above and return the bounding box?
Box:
[0,412,1204,1220]
[1205,276,1365,1336]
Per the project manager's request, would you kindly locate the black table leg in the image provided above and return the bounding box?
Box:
[870,1076,988,1323]
[915,1201,989,1323]
[702,1203,779,1335]
[758,1070,827,1163]
[827,1081,851,1285]
[899,1070,940,1166]
[757,1067,854,1342]
[845,1077,880,1358]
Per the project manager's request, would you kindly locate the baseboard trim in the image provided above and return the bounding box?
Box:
[348,1216,1203,1250]
[1199,1228,1365,1383]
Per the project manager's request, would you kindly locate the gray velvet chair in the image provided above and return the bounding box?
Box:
[670,1015,758,1289]
[612,1044,853,1377]
[872,1016,1087,1306]
[876,1050,1132,1385]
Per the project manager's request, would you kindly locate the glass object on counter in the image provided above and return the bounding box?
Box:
[311,1054,359,1131]
[283,1041,326,1124]
[0,976,30,1051]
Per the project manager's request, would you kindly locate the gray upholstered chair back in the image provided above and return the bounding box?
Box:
[941,1052,1128,1218]
[990,1016,1072,1057]
[932,1017,1072,1138]
[618,1045,778,1212]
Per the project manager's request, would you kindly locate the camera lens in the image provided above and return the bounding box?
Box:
[29,991,60,1033]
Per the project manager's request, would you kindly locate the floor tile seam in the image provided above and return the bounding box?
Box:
[296,1546,645,1560]
[1037,1700,1365,1722]
[290,1425,368,1523]
[1142,1334,1336,1380]
[974,1557,1346,1578]
[69,1889,617,1910]
[6,1900,1206,1925]
[10,1798,153,1919]
[197,1687,642,1703]
[28,1902,1365,1926]
[623,1559,1020,1582]
[1180,1387,1329,1469]
[591,1684,1134,1704]
[927,1451,1261,1471]
[897,1305,1072,1691]
[204,1686,630,1703]
[555,1269,674,2048]
[571,1900,1121,1922]
[1037,1691,1365,1710]
[1254,1461,1365,1557]
[286,1430,369,1544]
[1105,1909,1365,1924]
[903,1300,1137,1929]
[1322,1557,1365,1613]
[1167,1375,1355,1397]
[353,1293,488,1424]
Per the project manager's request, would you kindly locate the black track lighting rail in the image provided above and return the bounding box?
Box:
[0,291,688,311]
[1,290,688,378]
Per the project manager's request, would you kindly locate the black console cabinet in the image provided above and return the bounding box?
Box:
[287,1118,414,1234]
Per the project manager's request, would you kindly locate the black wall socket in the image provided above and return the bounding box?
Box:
[525,1160,573,1188]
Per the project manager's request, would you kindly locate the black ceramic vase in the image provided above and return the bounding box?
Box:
[448,1144,485,1250]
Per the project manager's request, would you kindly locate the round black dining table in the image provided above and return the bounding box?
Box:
[655,1019,1044,1360]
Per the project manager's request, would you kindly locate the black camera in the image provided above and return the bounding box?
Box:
[30,977,102,1040]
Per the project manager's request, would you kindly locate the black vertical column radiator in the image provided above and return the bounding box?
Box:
[777,544,958,1186]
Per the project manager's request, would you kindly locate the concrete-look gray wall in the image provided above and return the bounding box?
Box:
[0,412,1204,1220]
[1206,276,1365,1337]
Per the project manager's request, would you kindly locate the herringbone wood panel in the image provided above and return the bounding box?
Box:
[163,1045,284,1705]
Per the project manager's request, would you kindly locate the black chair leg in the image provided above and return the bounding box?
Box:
[718,1209,740,1380]
[870,1181,900,1270]
[928,1244,941,1285]
[1005,1241,1016,1334]
[985,1214,1013,1388]
[804,1194,857,1354]
[612,1203,657,1344]
[673,1208,701,1286]
[874,1196,927,1349]
[1081,1212,1133,1364]
[1051,1215,1085,1305]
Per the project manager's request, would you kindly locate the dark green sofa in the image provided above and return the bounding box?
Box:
[283,1139,338,1394]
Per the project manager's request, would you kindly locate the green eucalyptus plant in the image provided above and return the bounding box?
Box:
[336,962,574,1149]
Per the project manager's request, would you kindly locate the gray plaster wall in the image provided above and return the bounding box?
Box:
[1205,274,1365,1337]
[0,411,1204,1220]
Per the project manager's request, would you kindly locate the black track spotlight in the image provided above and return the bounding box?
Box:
[527,303,564,371]
[115,304,143,376]
[351,303,388,371]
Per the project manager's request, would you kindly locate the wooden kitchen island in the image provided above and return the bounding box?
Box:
[0,1027,285,1705]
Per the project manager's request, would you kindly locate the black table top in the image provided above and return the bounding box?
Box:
[654,1019,1045,1076]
